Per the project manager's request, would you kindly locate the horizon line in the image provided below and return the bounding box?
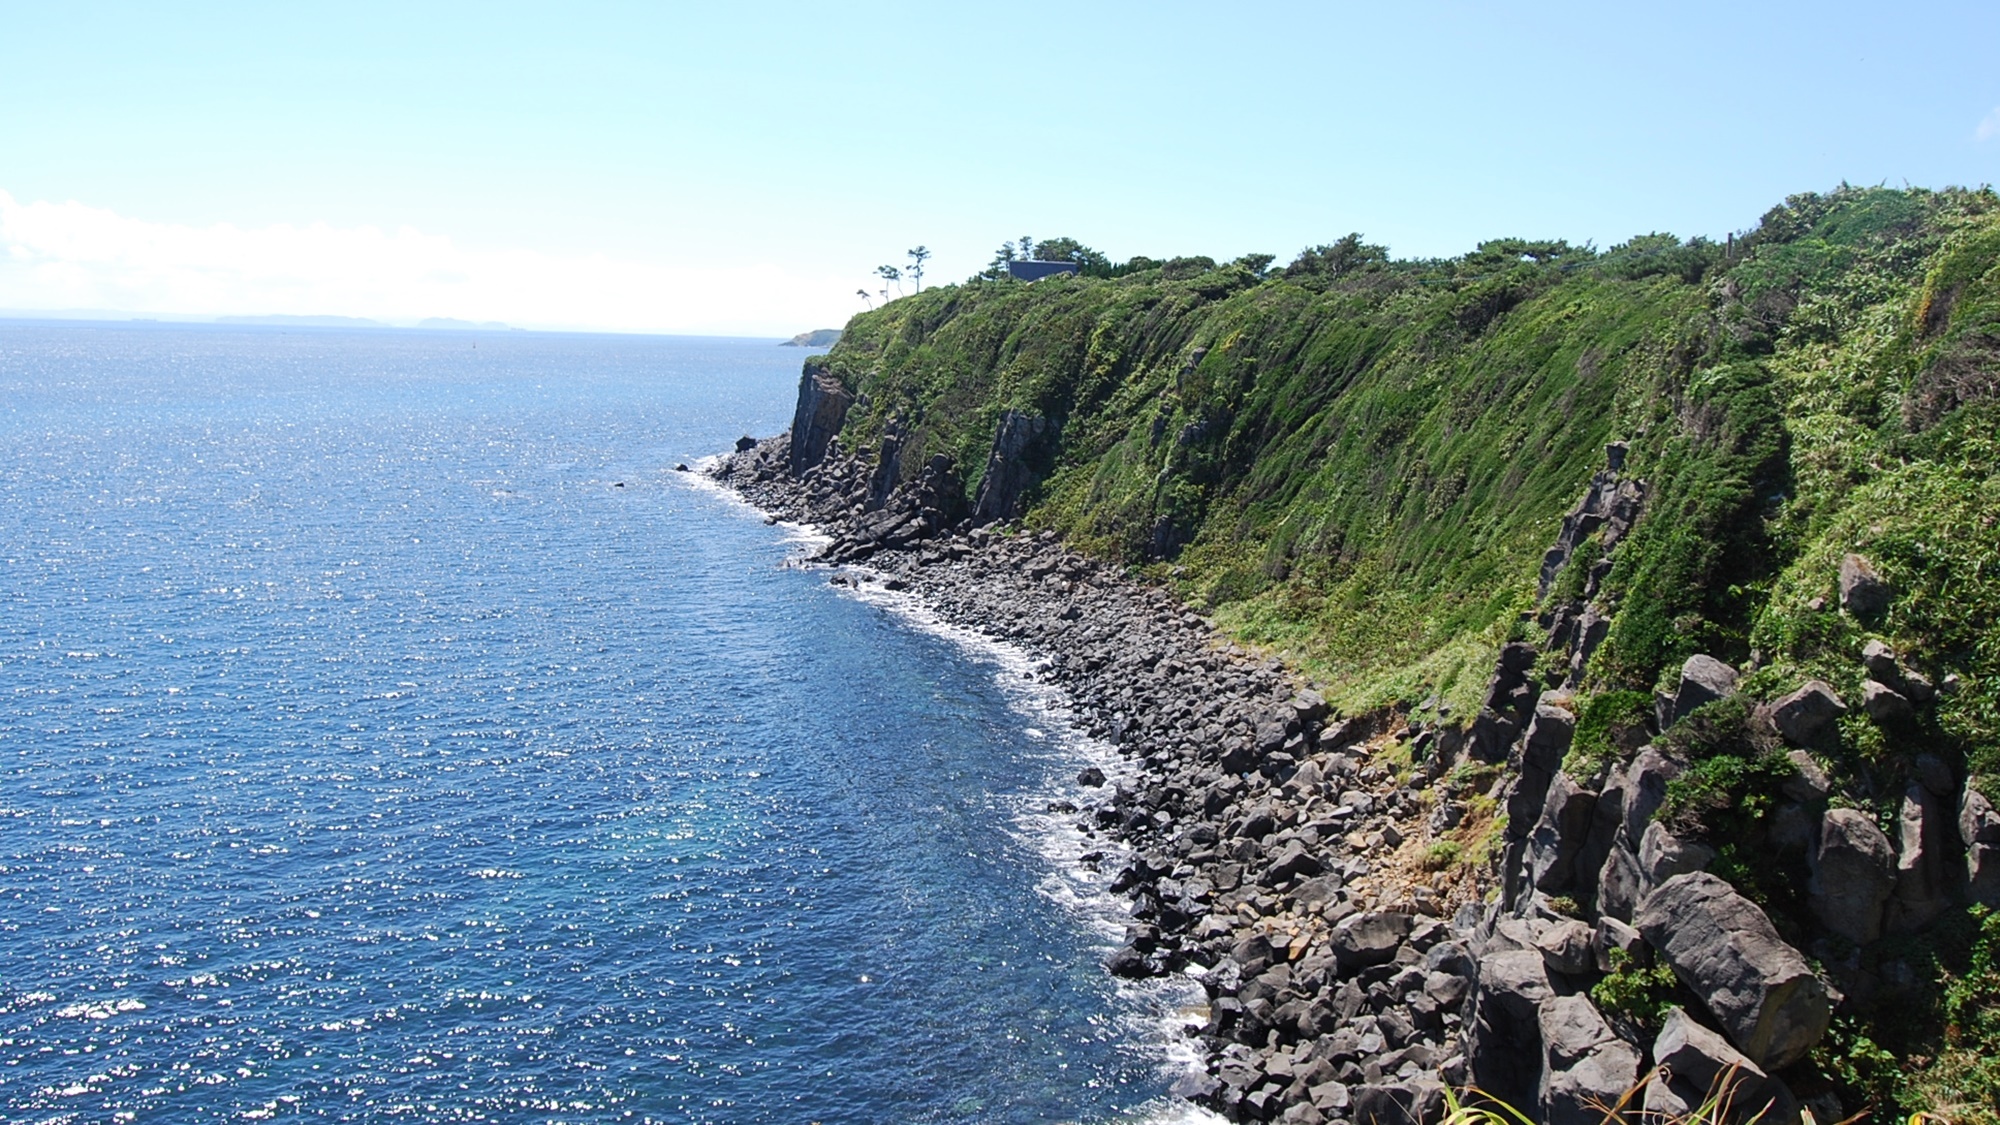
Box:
[0,308,832,342]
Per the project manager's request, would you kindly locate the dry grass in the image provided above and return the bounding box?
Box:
[1439,1065,1878,1125]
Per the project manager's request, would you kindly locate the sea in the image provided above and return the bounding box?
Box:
[0,323,1212,1124]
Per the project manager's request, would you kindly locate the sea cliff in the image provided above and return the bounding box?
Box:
[712,184,2000,1123]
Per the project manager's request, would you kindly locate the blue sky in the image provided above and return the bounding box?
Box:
[3,1,1997,334]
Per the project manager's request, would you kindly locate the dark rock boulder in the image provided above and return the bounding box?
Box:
[970,409,1052,523]
[1506,704,1576,836]
[1596,845,1644,923]
[1861,639,1900,683]
[1963,788,2000,906]
[1332,912,1413,970]
[1470,643,1540,762]
[1594,916,1648,971]
[1292,873,1345,913]
[1645,1008,1800,1124]
[1780,749,1832,802]
[1621,748,1682,844]
[1809,807,1896,945]
[1350,1078,1445,1125]
[865,423,905,507]
[1594,748,1680,922]
[1538,994,1642,1125]
[1861,680,1914,724]
[1230,932,1281,979]
[1262,839,1323,886]
[1534,919,1598,976]
[1639,821,1715,892]
[1467,949,1553,1111]
[1668,655,1739,727]
[787,363,854,475]
[1763,681,1847,748]
[1839,553,1891,616]
[1563,606,1612,688]
[1636,873,1830,1070]
[1888,783,1954,933]
[1105,943,1154,978]
[1290,689,1330,726]
[1527,773,1597,895]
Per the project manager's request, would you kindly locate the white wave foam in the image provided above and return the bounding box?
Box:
[1089,1098,1231,1125]
[669,463,833,555]
[680,471,1225,1119]
[828,573,1221,1119]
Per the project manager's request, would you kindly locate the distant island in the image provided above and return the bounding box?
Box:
[217,314,385,327]
[418,317,516,331]
[780,329,842,347]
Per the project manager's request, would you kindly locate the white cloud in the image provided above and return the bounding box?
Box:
[1979,106,2000,142]
[0,189,857,335]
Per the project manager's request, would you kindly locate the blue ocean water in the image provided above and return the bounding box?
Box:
[0,323,1195,1123]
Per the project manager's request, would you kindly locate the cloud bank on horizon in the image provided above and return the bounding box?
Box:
[0,189,852,336]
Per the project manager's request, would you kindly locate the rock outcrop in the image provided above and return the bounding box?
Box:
[971,409,1052,523]
[1645,1008,1799,1124]
[787,362,854,475]
[1887,783,1954,933]
[703,376,2000,1125]
[1964,789,2000,906]
[1838,553,1891,616]
[1763,680,1846,746]
[1635,873,1830,1070]
[1667,654,1738,727]
[1810,808,1896,945]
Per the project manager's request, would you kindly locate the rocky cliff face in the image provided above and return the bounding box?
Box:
[711,183,2000,1121]
[786,361,853,477]
[971,409,1051,523]
[712,423,1993,1124]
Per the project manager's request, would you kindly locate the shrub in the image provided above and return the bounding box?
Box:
[1590,947,1682,1025]
[1568,689,1654,776]
[1421,840,1463,871]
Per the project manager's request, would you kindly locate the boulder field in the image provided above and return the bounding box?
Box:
[706,425,1979,1125]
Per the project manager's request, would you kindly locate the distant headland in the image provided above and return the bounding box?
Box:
[780,328,842,347]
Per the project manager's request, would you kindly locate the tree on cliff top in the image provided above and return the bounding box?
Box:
[975,234,1118,280]
[1283,233,1389,281]
[874,263,903,300]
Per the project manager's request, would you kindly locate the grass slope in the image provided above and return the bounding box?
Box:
[823,188,1996,754]
[815,185,2000,1116]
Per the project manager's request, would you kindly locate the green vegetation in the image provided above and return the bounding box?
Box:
[820,188,2000,753]
[1655,697,1792,831]
[1813,906,2000,1120]
[1590,947,1682,1025]
[1567,689,1653,777]
[807,188,2000,1116]
[1932,906,2000,1117]
[1420,840,1462,871]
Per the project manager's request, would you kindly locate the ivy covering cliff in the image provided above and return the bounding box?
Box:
[762,184,2000,1118]
[813,186,1999,784]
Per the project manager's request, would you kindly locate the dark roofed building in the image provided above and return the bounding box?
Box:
[1006,259,1081,282]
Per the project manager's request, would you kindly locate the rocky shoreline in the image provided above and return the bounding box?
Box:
[698,363,1988,1125]
[708,433,1483,1125]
